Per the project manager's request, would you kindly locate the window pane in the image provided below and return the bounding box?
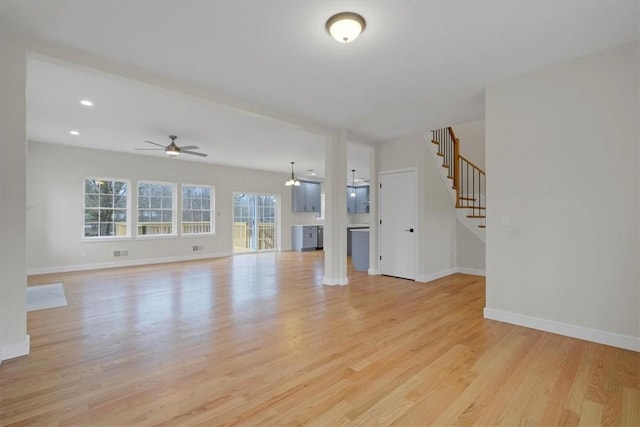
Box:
[150,185,162,197]
[162,196,172,209]
[193,198,202,209]
[162,185,172,197]
[100,182,114,195]
[183,198,192,210]
[114,195,126,208]
[100,195,113,208]
[203,211,211,221]
[85,180,100,194]
[150,197,162,209]
[114,210,127,222]
[193,211,202,221]
[114,181,127,195]
[161,211,172,222]
[202,197,210,208]
[99,209,114,222]
[139,183,151,196]
[84,223,99,237]
[138,196,149,209]
[100,223,114,236]
[85,209,99,222]
[85,194,99,208]
[182,211,193,222]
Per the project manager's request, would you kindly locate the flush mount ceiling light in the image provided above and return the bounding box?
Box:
[80,99,93,107]
[326,12,366,43]
[285,162,301,186]
[70,130,80,135]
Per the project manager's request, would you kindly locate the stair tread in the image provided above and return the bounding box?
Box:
[459,196,476,201]
[437,152,444,157]
[467,215,486,218]
[458,206,485,209]
[478,225,486,228]
[431,139,440,145]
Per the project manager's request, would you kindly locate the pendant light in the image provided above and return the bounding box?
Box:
[285,161,301,186]
[350,169,356,197]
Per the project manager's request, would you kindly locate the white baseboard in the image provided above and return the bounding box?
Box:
[27,252,233,275]
[456,267,485,276]
[323,276,349,286]
[416,268,455,283]
[484,308,640,352]
[367,268,379,275]
[0,335,30,363]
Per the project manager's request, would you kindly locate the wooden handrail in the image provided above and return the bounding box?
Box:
[458,154,485,175]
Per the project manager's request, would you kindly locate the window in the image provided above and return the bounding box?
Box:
[83,178,129,238]
[182,184,214,235]
[137,181,176,236]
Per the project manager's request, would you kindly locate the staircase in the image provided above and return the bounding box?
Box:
[427,127,486,242]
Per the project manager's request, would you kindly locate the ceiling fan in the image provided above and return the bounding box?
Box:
[135,135,208,157]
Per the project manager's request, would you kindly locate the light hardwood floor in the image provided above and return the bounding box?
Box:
[1,251,638,426]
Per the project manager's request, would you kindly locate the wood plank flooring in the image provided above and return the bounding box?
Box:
[1,251,638,426]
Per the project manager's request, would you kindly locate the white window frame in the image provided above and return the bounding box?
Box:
[82,177,131,241]
[136,180,177,238]
[181,183,215,236]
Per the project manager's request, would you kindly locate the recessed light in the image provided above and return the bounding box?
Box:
[80,99,93,106]
[70,130,80,135]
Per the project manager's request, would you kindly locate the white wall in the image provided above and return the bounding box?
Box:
[452,119,485,170]
[451,119,486,273]
[27,142,319,273]
[0,36,29,362]
[456,222,485,274]
[379,133,456,281]
[485,42,640,351]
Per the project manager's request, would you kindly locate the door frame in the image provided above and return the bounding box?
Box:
[378,167,419,280]
[231,192,282,253]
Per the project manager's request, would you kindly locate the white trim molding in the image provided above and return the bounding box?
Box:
[323,276,349,286]
[0,335,30,363]
[27,252,233,275]
[484,308,640,352]
[456,267,485,276]
[416,268,456,283]
[367,268,379,275]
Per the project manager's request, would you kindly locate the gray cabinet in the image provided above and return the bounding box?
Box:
[347,185,369,213]
[292,225,319,251]
[292,181,321,213]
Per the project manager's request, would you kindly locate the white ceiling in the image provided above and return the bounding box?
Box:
[1,1,638,179]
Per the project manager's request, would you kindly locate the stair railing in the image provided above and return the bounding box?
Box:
[431,127,486,228]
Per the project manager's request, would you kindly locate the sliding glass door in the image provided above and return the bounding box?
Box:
[233,193,279,253]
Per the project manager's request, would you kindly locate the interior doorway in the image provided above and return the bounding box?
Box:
[378,168,417,280]
[232,193,279,253]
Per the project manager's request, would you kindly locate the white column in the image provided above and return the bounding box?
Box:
[0,35,29,362]
[368,145,379,275]
[323,130,349,285]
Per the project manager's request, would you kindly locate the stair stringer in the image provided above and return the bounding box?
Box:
[423,132,486,243]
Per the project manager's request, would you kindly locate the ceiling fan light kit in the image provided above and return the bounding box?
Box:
[135,134,208,158]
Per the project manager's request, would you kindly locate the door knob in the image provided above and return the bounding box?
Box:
[404,228,414,232]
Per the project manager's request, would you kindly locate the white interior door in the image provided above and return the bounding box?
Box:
[379,169,417,280]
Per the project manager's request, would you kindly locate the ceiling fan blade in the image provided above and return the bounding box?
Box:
[135,148,164,151]
[182,150,208,157]
[144,140,166,148]
[179,145,199,150]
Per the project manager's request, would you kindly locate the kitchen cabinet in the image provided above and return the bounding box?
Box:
[292,225,319,251]
[351,229,370,272]
[292,181,321,213]
[347,185,369,213]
